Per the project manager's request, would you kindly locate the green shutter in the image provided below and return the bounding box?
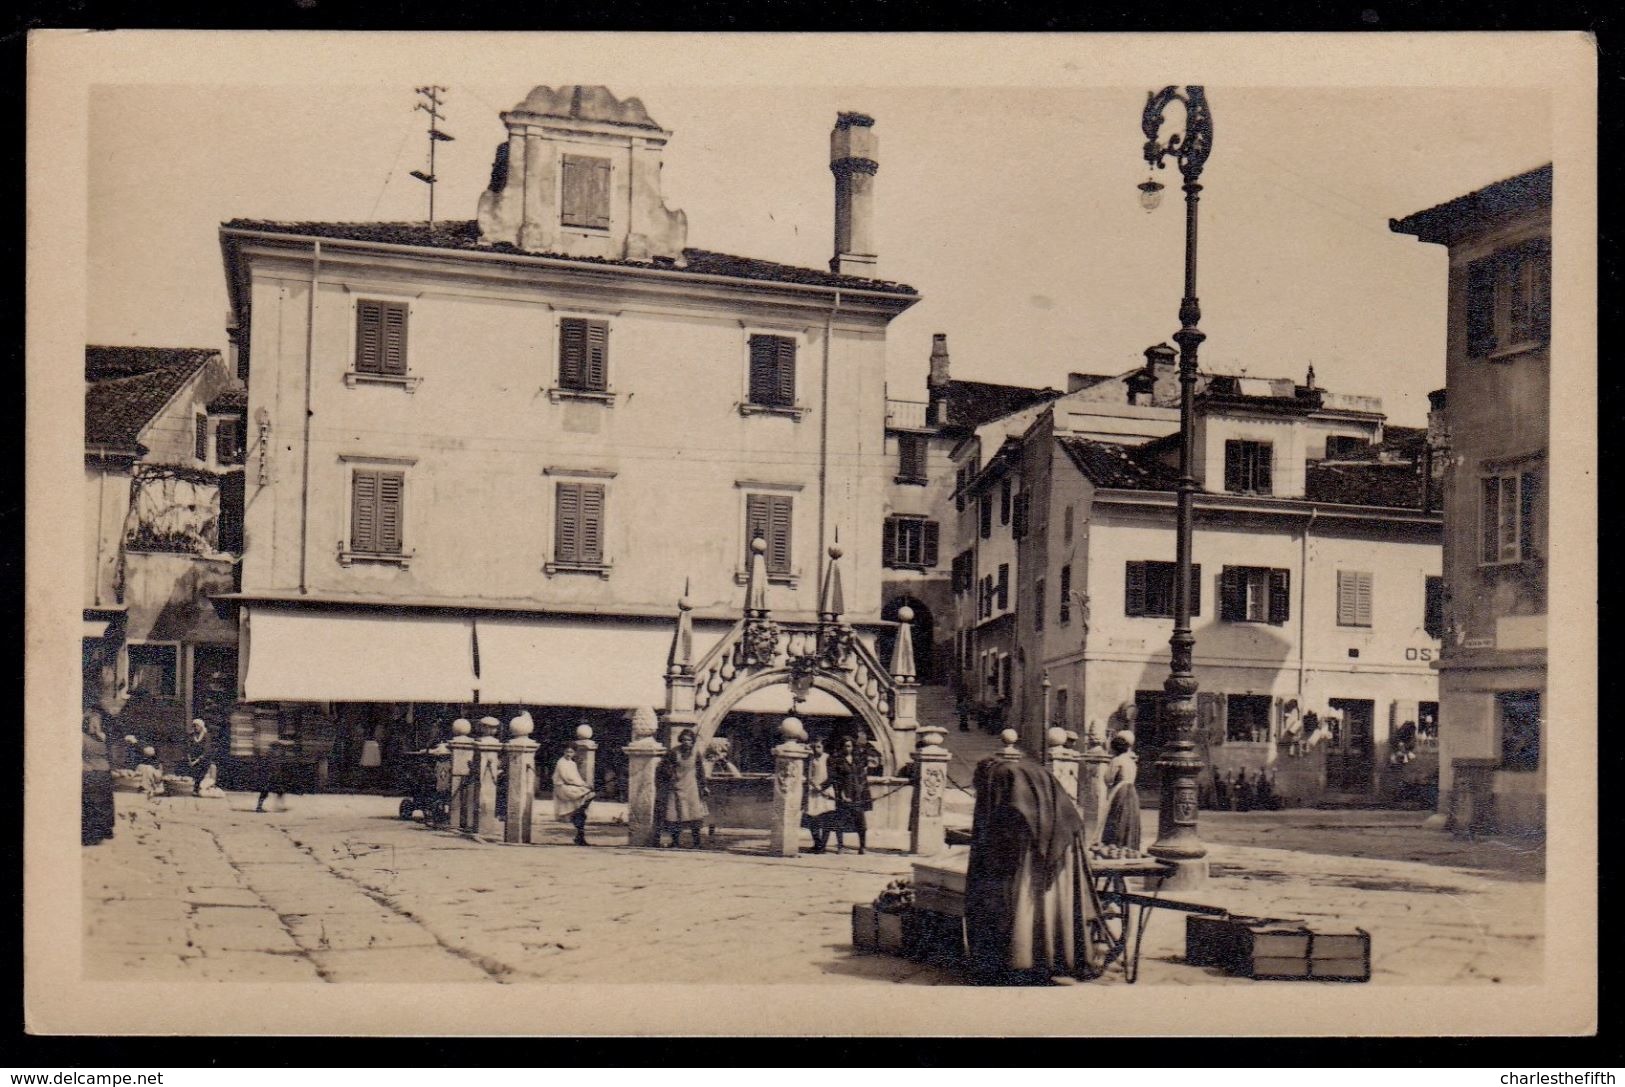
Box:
[1125,561,1146,616]
[555,482,581,563]
[355,300,383,374]
[351,470,378,552]
[377,471,404,553]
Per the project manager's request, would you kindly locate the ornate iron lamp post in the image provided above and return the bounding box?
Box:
[1140,85,1212,886]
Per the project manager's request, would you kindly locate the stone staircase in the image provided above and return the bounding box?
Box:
[912,684,1006,800]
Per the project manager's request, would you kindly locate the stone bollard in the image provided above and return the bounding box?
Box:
[447,718,476,832]
[474,716,504,838]
[997,728,1024,762]
[909,721,953,857]
[1080,721,1111,845]
[1045,726,1083,804]
[770,717,810,858]
[573,724,598,794]
[623,707,667,847]
[503,713,538,844]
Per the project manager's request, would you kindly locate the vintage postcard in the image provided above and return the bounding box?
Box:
[25,30,1597,1036]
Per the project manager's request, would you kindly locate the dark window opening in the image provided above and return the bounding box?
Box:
[1497,690,1541,772]
[748,334,797,408]
[1226,694,1273,743]
[1125,560,1202,618]
[883,516,939,569]
[127,643,179,699]
[1224,439,1273,495]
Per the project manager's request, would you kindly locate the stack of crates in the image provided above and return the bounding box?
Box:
[1186,914,1370,981]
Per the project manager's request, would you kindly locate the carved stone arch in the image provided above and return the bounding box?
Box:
[694,667,899,776]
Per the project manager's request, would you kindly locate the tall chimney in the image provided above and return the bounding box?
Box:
[927,333,952,426]
[830,112,878,276]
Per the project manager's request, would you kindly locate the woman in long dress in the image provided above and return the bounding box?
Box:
[825,735,872,854]
[659,728,709,848]
[552,745,595,846]
[81,710,115,846]
[1100,730,1142,850]
[803,737,836,853]
[965,754,1103,984]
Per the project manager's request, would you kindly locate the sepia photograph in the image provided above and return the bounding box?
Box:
[25,30,1597,1037]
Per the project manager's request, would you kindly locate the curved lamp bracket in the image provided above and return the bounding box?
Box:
[1142,85,1213,183]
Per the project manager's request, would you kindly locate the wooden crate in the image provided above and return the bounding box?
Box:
[876,910,907,954]
[1186,914,1311,977]
[1309,929,1371,981]
[851,904,879,952]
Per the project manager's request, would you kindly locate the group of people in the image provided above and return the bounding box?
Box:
[803,734,876,854]
[81,712,237,844]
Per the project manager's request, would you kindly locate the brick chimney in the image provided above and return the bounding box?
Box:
[927,333,952,425]
[830,112,879,276]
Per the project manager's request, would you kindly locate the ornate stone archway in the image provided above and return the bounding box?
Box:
[659,539,919,775]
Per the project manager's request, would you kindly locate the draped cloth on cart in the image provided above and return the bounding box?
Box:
[964,755,1105,984]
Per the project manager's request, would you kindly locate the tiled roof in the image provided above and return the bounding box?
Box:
[1058,436,1180,492]
[1389,163,1552,242]
[1304,462,1425,510]
[222,219,918,296]
[85,346,217,449]
[945,379,1060,429]
[207,388,248,413]
[1379,425,1427,458]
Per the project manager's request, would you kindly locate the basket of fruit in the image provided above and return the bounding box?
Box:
[872,878,916,914]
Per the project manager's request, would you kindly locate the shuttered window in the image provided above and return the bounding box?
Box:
[996,564,1009,611]
[1125,561,1201,618]
[897,434,928,483]
[1480,467,1542,565]
[351,469,405,555]
[1336,570,1374,627]
[1059,565,1072,624]
[554,482,607,566]
[1000,479,1012,525]
[745,493,793,577]
[883,516,938,568]
[1220,566,1289,624]
[1468,241,1551,358]
[1424,575,1445,639]
[1011,492,1031,540]
[559,318,609,392]
[355,300,409,376]
[1223,440,1273,495]
[1034,577,1046,631]
[952,550,974,594]
[748,335,797,408]
[195,414,208,462]
[560,154,612,229]
[979,495,992,539]
[215,418,242,465]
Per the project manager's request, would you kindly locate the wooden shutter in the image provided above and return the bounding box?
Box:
[216,418,241,464]
[1355,572,1372,626]
[1059,565,1072,622]
[587,158,611,229]
[585,321,608,391]
[922,520,939,567]
[377,471,404,553]
[1000,479,1012,524]
[561,155,611,229]
[579,483,604,564]
[1531,244,1551,344]
[1224,441,1243,492]
[350,470,378,552]
[555,482,582,564]
[768,495,793,575]
[381,303,408,376]
[559,318,587,389]
[775,337,796,406]
[355,300,383,373]
[997,564,1009,610]
[1220,566,1243,621]
[1466,256,1498,357]
[1337,570,1358,626]
[1198,691,1224,746]
[979,496,992,539]
[748,336,777,405]
[195,414,208,461]
[1035,577,1046,630]
[744,493,769,565]
[1268,568,1291,625]
[1125,561,1147,616]
[1519,468,1540,560]
[883,517,899,566]
[1190,563,1202,617]
[1255,444,1273,495]
[1424,576,1444,638]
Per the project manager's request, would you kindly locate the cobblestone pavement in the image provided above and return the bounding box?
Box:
[83,792,1542,986]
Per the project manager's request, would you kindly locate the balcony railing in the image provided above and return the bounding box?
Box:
[886,398,930,430]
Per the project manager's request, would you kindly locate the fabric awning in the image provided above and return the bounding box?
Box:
[82,620,111,639]
[243,605,478,702]
[474,616,676,709]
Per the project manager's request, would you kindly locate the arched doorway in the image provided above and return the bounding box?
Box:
[878,596,934,684]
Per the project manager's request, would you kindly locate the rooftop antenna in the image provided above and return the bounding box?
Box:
[410,86,454,225]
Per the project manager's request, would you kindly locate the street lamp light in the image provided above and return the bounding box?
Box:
[1140,84,1212,887]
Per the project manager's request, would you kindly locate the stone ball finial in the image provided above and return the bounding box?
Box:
[1001,728,1019,746]
[828,544,843,560]
[751,536,767,554]
[575,724,594,741]
[509,714,535,738]
[477,716,501,737]
[780,716,806,741]
[897,605,914,623]
[1047,726,1068,748]
[451,719,472,737]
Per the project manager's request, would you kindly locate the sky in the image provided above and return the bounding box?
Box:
[87,69,1551,427]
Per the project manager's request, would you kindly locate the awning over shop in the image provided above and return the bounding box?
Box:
[243,605,478,703]
[474,616,675,709]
